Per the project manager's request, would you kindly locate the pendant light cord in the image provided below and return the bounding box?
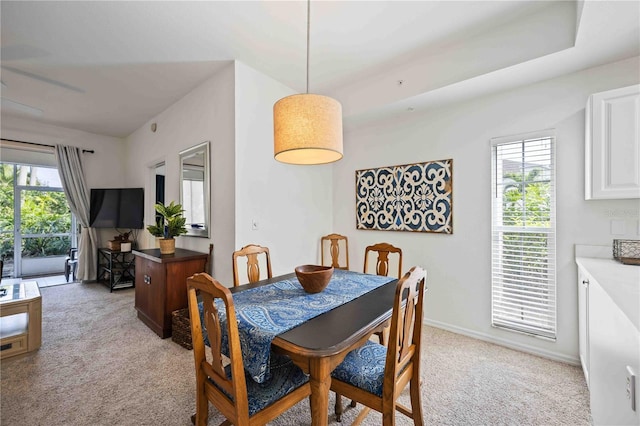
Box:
[306,0,310,94]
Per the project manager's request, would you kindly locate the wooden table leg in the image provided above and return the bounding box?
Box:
[27,295,42,351]
[309,357,331,426]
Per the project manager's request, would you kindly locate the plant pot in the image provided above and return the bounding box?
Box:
[159,238,175,255]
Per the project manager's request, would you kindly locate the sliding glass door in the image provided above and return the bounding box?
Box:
[0,163,76,278]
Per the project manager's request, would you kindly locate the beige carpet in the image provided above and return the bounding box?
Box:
[0,282,591,425]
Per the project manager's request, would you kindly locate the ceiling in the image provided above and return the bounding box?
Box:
[1,1,639,138]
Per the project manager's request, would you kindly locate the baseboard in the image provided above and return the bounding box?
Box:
[423,318,580,366]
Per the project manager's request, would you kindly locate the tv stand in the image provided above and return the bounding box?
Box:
[97,248,135,292]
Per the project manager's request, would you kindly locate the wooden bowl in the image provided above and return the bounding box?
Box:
[295,265,334,294]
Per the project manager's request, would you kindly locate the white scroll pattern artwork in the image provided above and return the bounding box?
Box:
[356,159,453,233]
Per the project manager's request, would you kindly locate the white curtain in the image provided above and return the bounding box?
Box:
[55,145,98,281]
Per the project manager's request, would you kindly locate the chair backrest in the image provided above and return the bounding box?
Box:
[69,248,78,261]
[187,272,252,423]
[384,266,427,397]
[204,243,214,275]
[232,244,272,287]
[321,233,349,270]
[364,242,403,279]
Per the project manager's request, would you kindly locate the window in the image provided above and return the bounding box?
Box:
[491,131,556,340]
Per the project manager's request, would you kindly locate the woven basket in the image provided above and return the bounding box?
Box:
[171,308,192,350]
[159,238,175,255]
[613,239,640,265]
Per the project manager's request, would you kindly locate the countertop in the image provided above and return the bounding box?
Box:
[132,248,209,263]
[576,257,640,332]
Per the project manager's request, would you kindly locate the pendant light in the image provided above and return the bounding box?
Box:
[273,0,343,165]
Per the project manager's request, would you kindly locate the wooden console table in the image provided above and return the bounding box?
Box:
[0,281,42,359]
[132,248,208,338]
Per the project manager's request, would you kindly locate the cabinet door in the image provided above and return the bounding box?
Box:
[134,257,149,314]
[145,260,166,328]
[589,279,640,425]
[586,84,640,199]
[578,267,590,388]
[134,257,166,336]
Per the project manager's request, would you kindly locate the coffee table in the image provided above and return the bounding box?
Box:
[0,281,42,359]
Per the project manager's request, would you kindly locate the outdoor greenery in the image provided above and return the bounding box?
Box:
[502,169,551,265]
[500,167,551,326]
[0,164,14,258]
[0,163,72,259]
[502,168,550,227]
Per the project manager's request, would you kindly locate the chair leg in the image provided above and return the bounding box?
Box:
[72,262,77,281]
[194,387,208,426]
[353,406,372,426]
[64,260,70,282]
[409,377,424,426]
[195,408,208,426]
[335,392,344,422]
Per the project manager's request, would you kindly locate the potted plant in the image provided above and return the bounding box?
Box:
[147,201,187,254]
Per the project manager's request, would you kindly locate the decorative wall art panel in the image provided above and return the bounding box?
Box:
[356,159,453,233]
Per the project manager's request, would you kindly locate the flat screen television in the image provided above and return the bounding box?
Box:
[90,188,144,229]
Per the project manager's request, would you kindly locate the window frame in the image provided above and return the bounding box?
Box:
[0,161,77,278]
[490,129,557,341]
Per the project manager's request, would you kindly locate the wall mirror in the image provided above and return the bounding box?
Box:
[179,141,210,238]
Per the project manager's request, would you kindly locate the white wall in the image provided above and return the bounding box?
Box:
[124,60,333,284]
[234,62,333,276]
[124,63,236,285]
[1,116,127,188]
[0,115,128,247]
[333,56,640,363]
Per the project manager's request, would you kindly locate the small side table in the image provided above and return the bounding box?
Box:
[97,248,135,292]
[0,281,42,359]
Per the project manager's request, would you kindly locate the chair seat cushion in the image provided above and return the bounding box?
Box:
[214,352,309,416]
[331,340,386,397]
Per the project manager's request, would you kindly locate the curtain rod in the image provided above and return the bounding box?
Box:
[1,138,95,154]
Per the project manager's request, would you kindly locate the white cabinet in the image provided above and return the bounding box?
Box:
[577,266,590,388]
[576,257,640,426]
[585,84,640,200]
[589,277,639,426]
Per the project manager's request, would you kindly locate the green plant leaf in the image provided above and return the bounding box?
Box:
[149,201,188,238]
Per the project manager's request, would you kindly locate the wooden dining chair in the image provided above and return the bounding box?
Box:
[64,248,78,282]
[320,233,349,270]
[204,243,214,275]
[187,272,311,426]
[363,242,403,346]
[331,266,427,425]
[232,244,272,287]
[364,242,403,279]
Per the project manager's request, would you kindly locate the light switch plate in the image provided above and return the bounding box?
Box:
[611,219,626,235]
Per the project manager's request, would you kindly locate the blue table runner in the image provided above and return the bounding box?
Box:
[202,269,394,383]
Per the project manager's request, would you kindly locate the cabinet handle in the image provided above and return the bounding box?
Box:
[582,279,589,287]
[144,274,151,284]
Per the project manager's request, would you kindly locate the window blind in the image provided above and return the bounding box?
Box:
[491,132,556,340]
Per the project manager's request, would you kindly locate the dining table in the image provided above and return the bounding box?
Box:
[224,269,399,426]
